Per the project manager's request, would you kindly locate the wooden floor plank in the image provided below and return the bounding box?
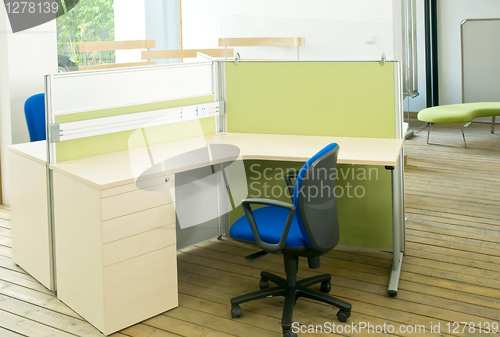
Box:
[0,256,25,274]
[0,294,105,336]
[143,314,237,337]
[0,236,12,249]
[0,309,78,337]
[0,227,11,238]
[0,268,54,295]
[0,245,12,259]
[0,327,28,337]
[119,323,182,337]
[0,282,81,319]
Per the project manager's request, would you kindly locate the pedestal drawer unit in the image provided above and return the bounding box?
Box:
[53,171,177,335]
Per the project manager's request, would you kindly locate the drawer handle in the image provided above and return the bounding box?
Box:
[165,177,170,182]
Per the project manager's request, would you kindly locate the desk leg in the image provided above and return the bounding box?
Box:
[387,156,405,297]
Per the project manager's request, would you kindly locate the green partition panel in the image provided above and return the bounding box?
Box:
[231,161,392,250]
[225,61,397,250]
[55,95,215,162]
[226,62,395,138]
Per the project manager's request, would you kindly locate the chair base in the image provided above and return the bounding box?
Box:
[230,255,351,336]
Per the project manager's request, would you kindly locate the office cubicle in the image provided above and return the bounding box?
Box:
[225,60,403,250]
[9,16,405,334]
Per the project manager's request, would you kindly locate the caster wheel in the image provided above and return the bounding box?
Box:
[337,310,351,322]
[283,330,297,337]
[231,305,242,318]
[320,280,331,293]
[259,278,269,289]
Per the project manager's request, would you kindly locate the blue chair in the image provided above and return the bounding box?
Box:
[229,143,351,337]
[24,93,46,142]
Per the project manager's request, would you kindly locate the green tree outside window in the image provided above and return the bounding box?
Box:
[57,0,115,66]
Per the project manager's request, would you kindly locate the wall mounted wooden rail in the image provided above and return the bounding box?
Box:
[76,40,156,53]
[142,48,234,60]
[76,40,157,71]
[79,61,156,71]
[218,37,305,47]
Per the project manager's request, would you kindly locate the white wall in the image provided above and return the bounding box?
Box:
[181,0,401,60]
[145,0,182,64]
[438,0,500,105]
[0,7,12,205]
[0,7,57,204]
[114,0,146,63]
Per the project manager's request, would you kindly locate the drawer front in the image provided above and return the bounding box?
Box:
[101,186,173,221]
[101,174,175,198]
[102,203,175,244]
[103,245,178,335]
[102,223,176,267]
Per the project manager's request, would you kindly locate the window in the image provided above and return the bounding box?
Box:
[56,0,115,68]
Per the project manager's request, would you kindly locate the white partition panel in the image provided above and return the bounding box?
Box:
[49,62,214,115]
[462,19,500,104]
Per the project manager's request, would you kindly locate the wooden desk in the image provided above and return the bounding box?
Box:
[10,133,404,335]
[9,142,51,290]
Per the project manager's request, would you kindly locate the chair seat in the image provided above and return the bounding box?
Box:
[230,206,308,247]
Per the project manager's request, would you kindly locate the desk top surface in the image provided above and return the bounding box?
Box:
[13,133,403,190]
[8,141,47,165]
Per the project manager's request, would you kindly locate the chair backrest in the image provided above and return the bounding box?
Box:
[293,143,340,252]
[24,93,46,142]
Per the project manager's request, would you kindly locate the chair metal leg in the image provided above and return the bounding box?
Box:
[426,123,467,148]
[230,285,286,306]
[492,116,496,134]
[297,274,330,288]
[261,271,286,286]
[297,286,352,312]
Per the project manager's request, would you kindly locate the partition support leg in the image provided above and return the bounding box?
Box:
[386,162,404,297]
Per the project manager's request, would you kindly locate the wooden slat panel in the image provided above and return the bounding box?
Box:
[79,61,156,71]
[77,40,156,53]
[142,48,234,59]
[219,37,305,47]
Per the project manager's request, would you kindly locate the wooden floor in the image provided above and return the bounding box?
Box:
[1,121,500,336]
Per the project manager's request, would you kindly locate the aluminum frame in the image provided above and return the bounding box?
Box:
[42,58,406,296]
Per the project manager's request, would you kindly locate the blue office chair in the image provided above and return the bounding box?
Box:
[24,93,46,142]
[229,143,351,337]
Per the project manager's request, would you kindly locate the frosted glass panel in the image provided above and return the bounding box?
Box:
[221,16,396,61]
